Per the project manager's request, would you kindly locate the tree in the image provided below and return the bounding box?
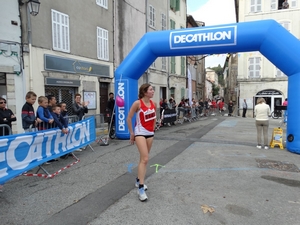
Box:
[209,64,224,86]
[212,83,220,96]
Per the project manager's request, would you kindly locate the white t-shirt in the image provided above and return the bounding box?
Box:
[254,103,270,120]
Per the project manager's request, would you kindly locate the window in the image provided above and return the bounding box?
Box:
[150,60,156,68]
[276,67,285,77]
[51,10,70,53]
[248,57,261,78]
[271,0,277,10]
[96,0,108,9]
[250,0,262,13]
[170,87,175,98]
[181,57,185,76]
[97,27,109,61]
[162,57,167,71]
[161,13,166,30]
[170,0,180,11]
[181,87,185,99]
[171,57,176,73]
[279,20,291,32]
[170,19,176,30]
[149,5,155,28]
[291,0,297,7]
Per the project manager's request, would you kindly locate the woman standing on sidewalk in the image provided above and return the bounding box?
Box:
[126,83,157,202]
[254,97,271,149]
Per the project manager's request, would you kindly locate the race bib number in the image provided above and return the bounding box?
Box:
[144,109,156,122]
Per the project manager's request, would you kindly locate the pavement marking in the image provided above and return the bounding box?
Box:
[150,164,165,173]
[219,153,266,158]
[217,120,238,127]
[160,167,269,173]
[127,163,137,173]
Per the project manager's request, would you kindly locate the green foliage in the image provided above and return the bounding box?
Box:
[210,64,224,86]
[212,83,220,96]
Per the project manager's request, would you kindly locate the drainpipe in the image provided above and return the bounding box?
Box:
[167,0,170,90]
[27,5,33,91]
[145,0,149,83]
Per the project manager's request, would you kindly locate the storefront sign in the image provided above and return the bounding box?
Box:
[256,89,281,95]
[44,54,110,77]
[45,77,81,87]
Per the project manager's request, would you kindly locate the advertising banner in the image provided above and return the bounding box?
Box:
[0,117,96,185]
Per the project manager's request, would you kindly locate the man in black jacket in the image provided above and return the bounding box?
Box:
[0,97,16,136]
[72,93,88,121]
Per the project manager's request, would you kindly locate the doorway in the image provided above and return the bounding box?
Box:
[99,82,109,115]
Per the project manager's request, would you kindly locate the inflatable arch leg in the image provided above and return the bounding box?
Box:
[114,19,300,154]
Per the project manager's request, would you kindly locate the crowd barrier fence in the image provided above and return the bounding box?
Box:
[0,124,12,136]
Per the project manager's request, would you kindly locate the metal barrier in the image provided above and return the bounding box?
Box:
[0,124,12,136]
[67,115,79,124]
[82,114,106,132]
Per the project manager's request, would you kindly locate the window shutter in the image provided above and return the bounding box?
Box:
[270,0,277,10]
[51,9,70,52]
[161,13,166,30]
[248,58,254,78]
[162,57,166,71]
[171,57,176,73]
[250,0,255,12]
[291,0,297,7]
[181,88,185,99]
[276,68,284,77]
[175,0,180,11]
[280,21,290,32]
[170,19,175,29]
[181,57,185,76]
[153,7,155,27]
[170,0,176,10]
[257,0,262,12]
[97,27,109,61]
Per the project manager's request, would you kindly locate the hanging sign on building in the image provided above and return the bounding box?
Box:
[44,54,110,77]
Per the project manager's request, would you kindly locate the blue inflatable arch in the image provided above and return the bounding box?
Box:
[114,19,300,154]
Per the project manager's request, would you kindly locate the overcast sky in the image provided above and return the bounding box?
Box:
[187,0,236,68]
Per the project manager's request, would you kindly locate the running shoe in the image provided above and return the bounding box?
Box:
[137,187,148,202]
[256,145,262,149]
[264,146,269,149]
[135,182,148,191]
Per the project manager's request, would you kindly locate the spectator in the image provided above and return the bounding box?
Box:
[283,98,288,106]
[0,97,16,136]
[218,98,225,115]
[36,96,54,130]
[177,97,185,118]
[47,95,57,112]
[242,99,248,118]
[21,91,41,132]
[204,98,209,116]
[106,92,115,116]
[228,100,234,116]
[51,105,68,134]
[72,93,88,121]
[58,102,68,118]
[198,99,204,116]
[254,97,271,149]
[211,99,217,115]
[282,0,289,9]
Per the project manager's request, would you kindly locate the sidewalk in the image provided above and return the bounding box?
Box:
[1,116,299,225]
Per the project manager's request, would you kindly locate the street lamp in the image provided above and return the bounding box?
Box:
[28,0,40,16]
